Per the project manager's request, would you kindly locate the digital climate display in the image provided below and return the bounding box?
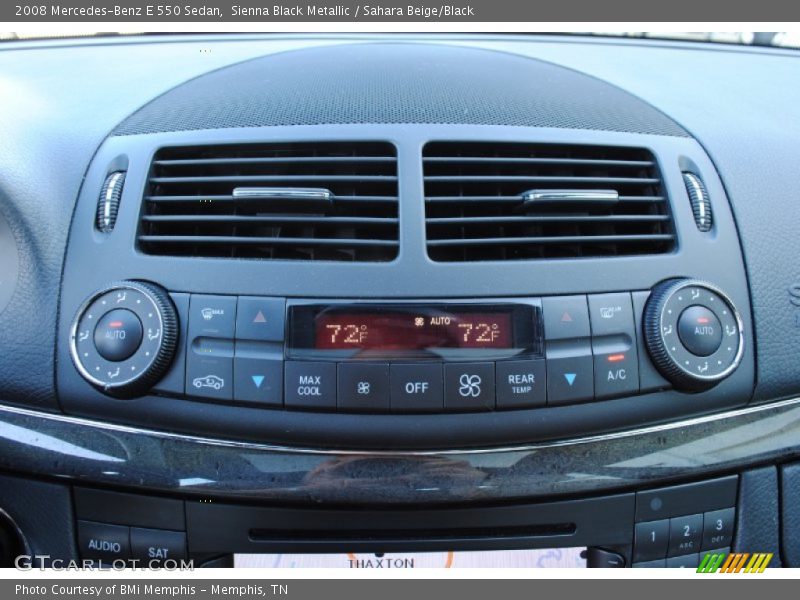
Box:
[314,311,512,350]
[287,303,541,360]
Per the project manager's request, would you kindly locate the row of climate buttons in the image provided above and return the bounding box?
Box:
[153,291,672,411]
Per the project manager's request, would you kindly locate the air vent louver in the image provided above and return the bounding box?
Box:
[139,142,398,262]
[423,142,675,262]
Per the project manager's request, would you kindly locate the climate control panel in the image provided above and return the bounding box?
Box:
[68,279,745,413]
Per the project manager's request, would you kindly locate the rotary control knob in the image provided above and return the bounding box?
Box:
[70,281,178,398]
[643,279,744,392]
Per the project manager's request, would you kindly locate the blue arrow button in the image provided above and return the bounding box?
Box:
[564,373,577,386]
[251,375,265,388]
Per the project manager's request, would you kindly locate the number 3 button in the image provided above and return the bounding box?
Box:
[702,508,735,550]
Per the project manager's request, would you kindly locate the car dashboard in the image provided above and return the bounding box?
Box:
[0,33,799,569]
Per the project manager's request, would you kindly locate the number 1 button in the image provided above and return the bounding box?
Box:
[634,519,669,562]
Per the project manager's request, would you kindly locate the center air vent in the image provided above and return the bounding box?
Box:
[138,142,398,262]
[423,142,675,262]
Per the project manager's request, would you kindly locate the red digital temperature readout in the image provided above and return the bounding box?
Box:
[314,312,513,350]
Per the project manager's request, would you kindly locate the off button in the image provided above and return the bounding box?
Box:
[390,363,444,412]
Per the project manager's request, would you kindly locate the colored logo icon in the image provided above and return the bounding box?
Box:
[697,552,773,573]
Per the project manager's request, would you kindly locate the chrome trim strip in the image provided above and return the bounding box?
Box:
[1,396,798,456]
[232,187,333,201]
[102,172,122,229]
[521,189,619,204]
[684,173,709,229]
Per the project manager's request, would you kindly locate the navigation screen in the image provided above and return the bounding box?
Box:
[234,549,587,569]
[314,310,513,350]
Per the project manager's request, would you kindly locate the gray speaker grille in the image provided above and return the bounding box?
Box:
[113,43,688,138]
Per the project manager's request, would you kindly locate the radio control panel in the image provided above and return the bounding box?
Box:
[69,279,745,415]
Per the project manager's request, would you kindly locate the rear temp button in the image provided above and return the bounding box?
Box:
[93,308,143,362]
[496,360,546,408]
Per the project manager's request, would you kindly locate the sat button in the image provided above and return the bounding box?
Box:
[130,528,187,565]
